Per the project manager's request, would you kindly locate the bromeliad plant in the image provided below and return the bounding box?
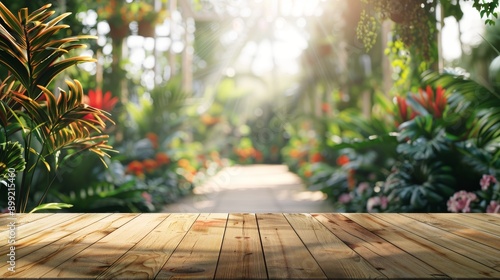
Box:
[0,4,114,212]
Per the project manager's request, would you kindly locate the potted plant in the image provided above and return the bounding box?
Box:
[134,2,168,38]
[0,3,115,212]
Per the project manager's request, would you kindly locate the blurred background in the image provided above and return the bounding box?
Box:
[2,0,499,213]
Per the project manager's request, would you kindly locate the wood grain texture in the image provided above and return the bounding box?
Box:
[0,213,53,230]
[97,213,198,279]
[468,213,500,224]
[402,213,500,252]
[257,213,326,279]
[155,213,228,280]
[316,213,445,279]
[42,214,166,278]
[428,213,500,237]
[354,213,500,279]
[0,214,110,268]
[4,213,132,279]
[2,213,499,279]
[285,213,385,279]
[215,213,267,279]
[0,213,81,246]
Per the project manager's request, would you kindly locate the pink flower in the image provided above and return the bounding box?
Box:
[486,201,500,213]
[447,191,477,213]
[480,174,497,191]
[141,192,152,203]
[356,182,370,195]
[338,193,352,204]
[367,196,388,212]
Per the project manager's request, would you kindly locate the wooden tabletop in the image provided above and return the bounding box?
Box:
[0,213,499,279]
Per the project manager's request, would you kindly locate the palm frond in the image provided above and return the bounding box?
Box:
[0,2,96,97]
[0,141,26,179]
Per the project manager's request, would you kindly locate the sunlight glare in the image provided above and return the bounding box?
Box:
[235,0,320,76]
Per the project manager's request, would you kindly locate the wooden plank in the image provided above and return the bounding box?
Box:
[373,214,500,274]
[0,213,83,248]
[352,213,500,279]
[315,213,445,279]
[402,213,500,250]
[42,214,166,278]
[467,213,500,224]
[0,213,54,229]
[285,213,385,279]
[97,213,198,279]
[257,213,327,279]
[215,213,267,279]
[422,214,500,237]
[0,214,110,267]
[155,213,228,279]
[2,213,134,278]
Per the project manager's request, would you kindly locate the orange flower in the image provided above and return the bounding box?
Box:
[177,159,191,169]
[143,159,158,173]
[155,152,170,165]
[304,169,313,178]
[235,147,254,159]
[310,152,323,163]
[126,160,144,176]
[201,114,221,126]
[146,132,158,149]
[336,155,350,166]
[210,151,220,160]
[290,149,302,159]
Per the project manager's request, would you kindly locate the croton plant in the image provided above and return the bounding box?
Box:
[0,3,114,212]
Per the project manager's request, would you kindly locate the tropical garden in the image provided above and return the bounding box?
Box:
[0,0,499,213]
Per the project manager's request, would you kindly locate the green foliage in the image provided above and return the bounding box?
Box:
[0,3,114,212]
[0,141,25,179]
[472,0,500,25]
[423,69,500,148]
[54,180,148,212]
[385,161,456,212]
[125,77,187,141]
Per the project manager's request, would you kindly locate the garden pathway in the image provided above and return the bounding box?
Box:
[162,164,336,213]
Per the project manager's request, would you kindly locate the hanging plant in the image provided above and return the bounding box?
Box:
[357,0,437,60]
[135,3,168,37]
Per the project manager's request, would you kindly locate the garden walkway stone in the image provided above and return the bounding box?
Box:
[162,164,336,213]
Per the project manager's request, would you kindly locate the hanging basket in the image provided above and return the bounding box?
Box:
[108,22,130,41]
[138,20,156,38]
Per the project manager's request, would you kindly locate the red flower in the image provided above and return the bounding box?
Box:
[395,96,418,126]
[321,103,331,113]
[414,85,447,118]
[126,160,144,176]
[253,149,263,162]
[84,89,118,120]
[155,152,170,165]
[336,155,349,166]
[146,132,158,149]
[310,152,323,163]
[143,159,158,173]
